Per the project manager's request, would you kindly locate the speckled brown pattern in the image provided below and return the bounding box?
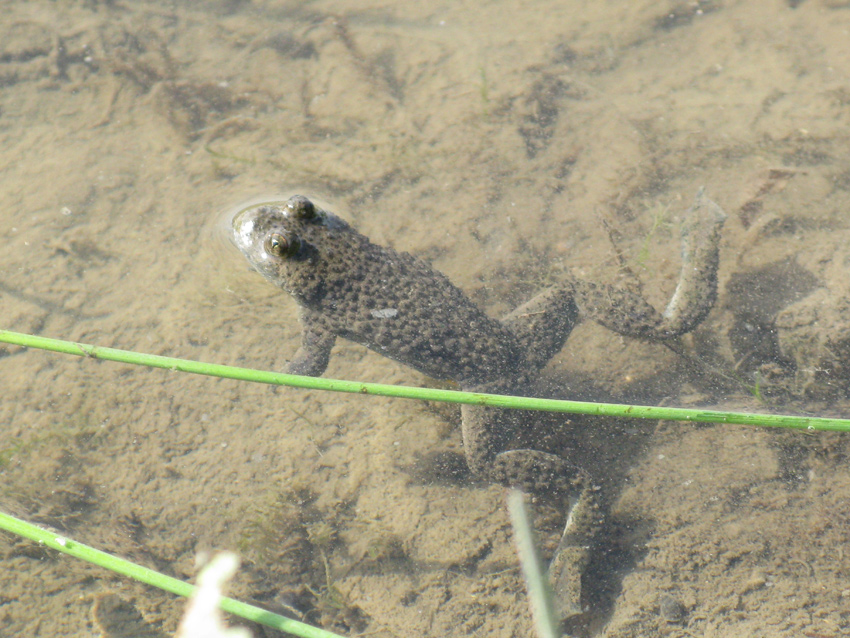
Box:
[231,192,725,617]
[233,196,526,386]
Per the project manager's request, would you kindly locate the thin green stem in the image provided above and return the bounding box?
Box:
[0,511,346,638]
[508,490,561,638]
[1,329,848,431]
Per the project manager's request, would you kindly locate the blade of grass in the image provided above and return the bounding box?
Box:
[1,329,848,432]
[508,490,561,638]
[0,510,346,638]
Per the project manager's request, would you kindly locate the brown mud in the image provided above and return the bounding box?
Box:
[1,1,849,636]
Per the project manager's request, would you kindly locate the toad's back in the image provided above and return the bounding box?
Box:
[231,197,526,386]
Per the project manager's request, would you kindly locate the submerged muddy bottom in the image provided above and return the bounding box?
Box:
[1,1,850,637]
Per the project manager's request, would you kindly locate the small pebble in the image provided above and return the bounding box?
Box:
[659,594,687,624]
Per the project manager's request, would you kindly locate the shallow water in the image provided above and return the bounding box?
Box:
[1,1,850,636]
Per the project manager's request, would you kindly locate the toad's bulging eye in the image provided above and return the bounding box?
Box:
[266,231,301,258]
[286,195,317,220]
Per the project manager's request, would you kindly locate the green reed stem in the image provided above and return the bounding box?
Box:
[508,490,561,638]
[0,510,345,638]
[1,329,848,431]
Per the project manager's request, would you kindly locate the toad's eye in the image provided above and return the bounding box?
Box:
[266,231,301,258]
[286,195,317,220]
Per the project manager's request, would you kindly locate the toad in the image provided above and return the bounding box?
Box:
[231,190,726,617]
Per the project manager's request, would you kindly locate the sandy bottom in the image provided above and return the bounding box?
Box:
[1,1,849,636]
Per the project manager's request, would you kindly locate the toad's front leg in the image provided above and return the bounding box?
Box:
[284,308,337,376]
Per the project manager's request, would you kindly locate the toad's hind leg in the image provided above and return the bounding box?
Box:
[461,399,600,618]
[501,190,725,367]
[500,288,579,372]
[491,448,602,618]
[576,187,727,340]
